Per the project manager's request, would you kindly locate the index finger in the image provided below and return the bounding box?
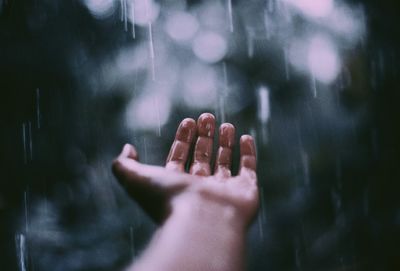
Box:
[166,118,197,172]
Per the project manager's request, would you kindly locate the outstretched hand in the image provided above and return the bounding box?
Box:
[112,113,259,228]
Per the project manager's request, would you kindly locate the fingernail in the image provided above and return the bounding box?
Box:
[241,135,256,155]
[177,118,196,142]
[122,144,132,155]
[198,113,215,137]
[219,123,235,148]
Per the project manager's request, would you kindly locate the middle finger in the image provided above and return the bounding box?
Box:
[190,113,215,176]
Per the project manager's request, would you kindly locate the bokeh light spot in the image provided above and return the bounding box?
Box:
[165,12,199,43]
[192,31,227,63]
[285,0,334,18]
[126,94,171,131]
[129,0,160,26]
[182,63,217,108]
[307,36,340,84]
[83,0,116,18]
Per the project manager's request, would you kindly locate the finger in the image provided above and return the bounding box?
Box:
[166,118,196,172]
[121,144,139,160]
[214,123,235,178]
[239,135,257,179]
[190,113,215,176]
[112,144,138,181]
[113,145,195,190]
[112,144,197,224]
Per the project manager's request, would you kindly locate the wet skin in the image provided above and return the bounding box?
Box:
[112,113,259,227]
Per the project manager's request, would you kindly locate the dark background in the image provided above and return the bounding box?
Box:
[1,0,400,270]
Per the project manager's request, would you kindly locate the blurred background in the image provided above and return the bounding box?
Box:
[1,0,399,270]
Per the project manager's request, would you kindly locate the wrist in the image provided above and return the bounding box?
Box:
[171,192,246,233]
[132,189,248,271]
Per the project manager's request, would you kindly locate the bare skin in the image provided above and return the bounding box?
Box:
[112,113,259,271]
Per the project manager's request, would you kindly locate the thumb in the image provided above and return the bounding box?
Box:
[112,147,195,194]
[120,144,139,160]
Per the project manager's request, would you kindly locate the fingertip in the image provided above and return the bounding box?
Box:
[197,113,216,137]
[122,144,132,155]
[220,122,235,130]
[181,118,196,127]
[176,118,197,142]
[198,112,215,121]
[239,135,257,172]
[240,135,256,156]
[240,134,254,143]
[121,144,138,160]
[219,123,235,148]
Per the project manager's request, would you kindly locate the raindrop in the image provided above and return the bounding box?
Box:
[246,28,255,58]
[124,0,128,32]
[24,190,29,232]
[226,0,233,32]
[283,46,290,80]
[310,73,317,98]
[249,127,257,147]
[295,247,301,270]
[131,1,136,38]
[258,216,264,239]
[22,123,27,164]
[257,86,270,144]
[217,91,226,124]
[257,86,270,124]
[218,62,228,123]
[15,233,27,271]
[40,179,49,218]
[120,0,125,21]
[154,96,161,136]
[335,156,342,189]
[148,22,155,80]
[301,150,310,186]
[28,121,33,161]
[36,88,41,129]
[263,13,272,40]
[330,188,341,213]
[22,122,33,162]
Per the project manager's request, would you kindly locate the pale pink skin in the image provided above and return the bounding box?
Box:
[112,113,259,271]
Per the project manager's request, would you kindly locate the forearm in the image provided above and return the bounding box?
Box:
[129,196,247,271]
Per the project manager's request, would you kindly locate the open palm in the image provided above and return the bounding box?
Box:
[112,113,259,226]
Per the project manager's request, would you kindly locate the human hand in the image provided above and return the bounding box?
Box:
[112,113,259,228]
